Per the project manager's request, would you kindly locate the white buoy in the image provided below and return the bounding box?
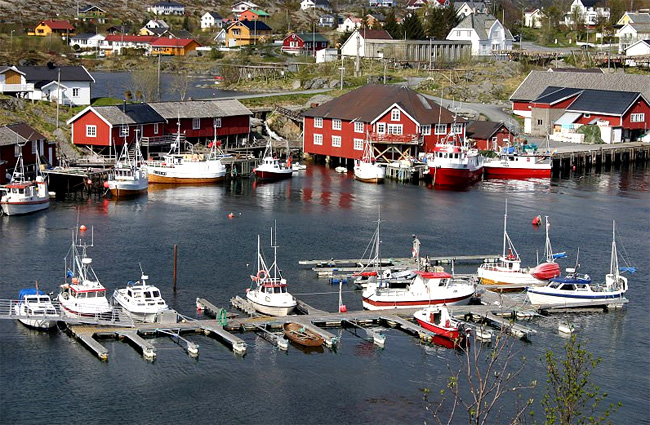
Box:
[558,322,575,335]
[373,332,386,348]
[475,327,493,342]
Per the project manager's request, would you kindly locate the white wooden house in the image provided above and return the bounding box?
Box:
[446,13,514,56]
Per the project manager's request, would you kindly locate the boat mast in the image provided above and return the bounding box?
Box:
[502,200,508,258]
[610,221,618,277]
[544,216,553,262]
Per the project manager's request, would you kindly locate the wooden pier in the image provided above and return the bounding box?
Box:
[551,142,649,173]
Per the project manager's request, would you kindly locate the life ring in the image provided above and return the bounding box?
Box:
[256,270,267,280]
[445,319,451,328]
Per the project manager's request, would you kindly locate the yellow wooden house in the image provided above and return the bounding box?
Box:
[150,38,201,56]
[225,19,272,47]
[30,20,75,37]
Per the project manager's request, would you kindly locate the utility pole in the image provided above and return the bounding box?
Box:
[56,67,61,129]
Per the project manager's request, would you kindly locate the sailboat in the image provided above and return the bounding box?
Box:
[477,201,547,290]
[144,121,227,184]
[531,216,562,280]
[253,139,293,181]
[0,144,50,216]
[527,221,630,306]
[354,139,385,183]
[245,224,297,316]
[107,133,148,198]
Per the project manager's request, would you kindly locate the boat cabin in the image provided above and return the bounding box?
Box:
[60,284,107,299]
[261,281,289,294]
[124,283,167,307]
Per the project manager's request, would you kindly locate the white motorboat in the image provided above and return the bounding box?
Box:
[144,122,226,184]
[246,225,297,316]
[354,139,385,183]
[14,287,58,330]
[107,135,148,198]
[113,270,169,323]
[527,221,630,307]
[0,145,50,216]
[58,228,112,319]
[253,140,293,181]
[477,201,546,290]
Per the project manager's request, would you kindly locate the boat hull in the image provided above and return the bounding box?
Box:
[254,170,293,181]
[148,174,224,184]
[483,158,551,179]
[362,292,473,310]
[246,292,296,316]
[429,166,483,187]
[478,267,546,291]
[18,318,57,329]
[531,262,561,280]
[283,323,324,347]
[109,186,148,198]
[354,163,386,184]
[414,317,459,340]
[527,288,626,306]
[1,198,50,216]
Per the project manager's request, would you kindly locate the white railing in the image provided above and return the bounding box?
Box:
[0,298,134,326]
[0,83,34,92]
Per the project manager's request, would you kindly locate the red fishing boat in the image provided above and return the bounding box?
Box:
[427,133,484,188]
[414,305,470,342]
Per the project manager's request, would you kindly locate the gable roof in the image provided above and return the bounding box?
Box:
[148,100,252,119]
[39,20,75,30]
[234,19,272,31]
[6,123,47,141]
[153,1,184,7]
[547,67,604,73]
[358,29,392,40]
[626,12,650,23]
[151,38,197,48]
[566,89,643,115]
[576,0,600,8]
[454,13,510,40]
[293,32,329,43]
[302,84,464,125]
[79,4,106,13]
[70,32,104,40]
[510,70,650,101]
[205,11,222,19]
[104,35,159,43]
[69,104,166,126]
[16,65,95,86]
[533,86,583,104]
[466,120,507,139]
[626,23,650,33]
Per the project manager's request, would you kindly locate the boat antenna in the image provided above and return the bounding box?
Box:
[502,199,508,258]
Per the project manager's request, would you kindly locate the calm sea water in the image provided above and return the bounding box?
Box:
[1,164,648,424]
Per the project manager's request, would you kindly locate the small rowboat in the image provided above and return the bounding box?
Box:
[283,322,324,347]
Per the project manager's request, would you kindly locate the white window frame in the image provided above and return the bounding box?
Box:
[313,133,323,145]
[72,87,80,97]
[391,108,400,121]
[214,117,222,128]
[153,123,159,134]
[354,121,364,133]
[421,124,431,136]
[331,135,341,147]
[631,113,645,123]
[376,123,386,134]
[120,125,129,137]
[434,124,447,135]
[192,118,201,130]
[332,119,342,130]
[314,117,323,128]
[86,125,97,137]
[353,138,364,151]
[387,124,403,135]
[452,123,463,134]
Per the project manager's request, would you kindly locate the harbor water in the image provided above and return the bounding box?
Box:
[1,164,648,424]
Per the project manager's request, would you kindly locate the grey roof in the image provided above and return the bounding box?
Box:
[147,28,169,36]
[547,68,604,73]
[0,123,47,146]
[206,11,222,19]
[148,100,252,119]
[627,23,650,33]
[453,1,486,11]
[454,13,513,40]
[236,20,272,31]
[510,70,650,101]
[533,86,583,104]
[153,1,184,7]
[79,4,105,13]
[70,32,102,40]
[627,13,650,24]
[16,65,94,84]
[466,120,507,139]
[92,104,166,125]
[566,89,643,115]
[302,84,465,125]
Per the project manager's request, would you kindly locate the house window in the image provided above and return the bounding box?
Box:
[214,118,222,128]
[120,125,129,137]
[72,88,80,97]
[153,123,159,134]
[233,29,240,36]
[332,135,341,147]
[314,134,323,145]
[86,125,97,137]
[434,124,447,135]
[193,118,201,129]
[537,119,543,125]
[376,123,386,134]
[421,125,431,136]
[354,122,364,133]
[391,109,400,121]
[314,117,323,128]
[354,138,364,150]
[332,119,342,130]
[631,113,645,122]
[452,123,463,134]
[387,124,403,135]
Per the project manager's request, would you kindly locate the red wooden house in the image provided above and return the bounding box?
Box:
[281,32,330,56]
[0,123,56,184]
[301,84,464,164]
[466,121,516,151]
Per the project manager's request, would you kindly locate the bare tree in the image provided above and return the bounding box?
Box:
[131,67,159,102]
[170,71,193,101]
[424,329,536,425]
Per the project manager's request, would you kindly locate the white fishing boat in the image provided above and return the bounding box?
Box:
[113,268,169,323]
[477,201,546,291]
[58,228,112,319]
[144,122,226,184]
[0,145,50,216]
[413,304,470,341]
[246,225,297,316]
[354,139,385,183]
[107,135,148,198]
[483,144,552,179]
[253,140,293,181]
[14,287,58,330]
[527,221,631,307]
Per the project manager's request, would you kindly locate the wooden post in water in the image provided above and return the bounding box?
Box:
[173,244,178,292]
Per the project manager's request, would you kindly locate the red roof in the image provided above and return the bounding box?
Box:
[359,29,392,40]
[104,35,159,43]
[40,20,74,30]
[151,38,198,48]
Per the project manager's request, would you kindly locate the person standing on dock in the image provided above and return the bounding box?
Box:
[412,235,421,261]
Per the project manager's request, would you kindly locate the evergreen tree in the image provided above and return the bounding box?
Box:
[401,12,426,40]
[424,5,459,40]
[383,8,401,39]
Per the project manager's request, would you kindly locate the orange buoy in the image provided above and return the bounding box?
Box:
[79,225,87,231]
[228,212,234,218]
[339,305,347,313]
[103,181,109,188]
[532,215,542,226]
